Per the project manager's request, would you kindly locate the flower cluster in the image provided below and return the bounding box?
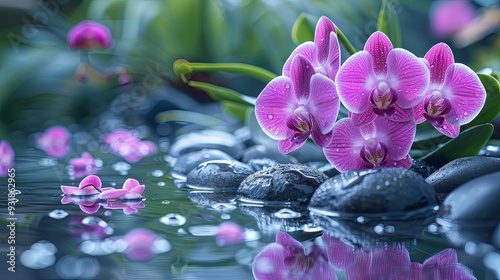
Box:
[61,175,145,214]
[256,16,486,172]
[253,232,476,280]
[102,129,158,163]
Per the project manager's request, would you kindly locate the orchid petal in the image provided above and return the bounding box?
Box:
[61,196,74,204]
[290,55,316,101]
[434,120,460,138]
[323,118,366,172]
[413,99,427,124]
[98,189,129,199]
[61,185,80,195]
[440,264,477,280]
[123,178,141,191]
[369,247,411,279]
[80,204,100,214]
[335,51,377,113]
[364,31,393,74]
[324,32,341,79]
[442,63,486,125]
[386,154,413,169]
[123,207,139,215]
[308,258,337,280]
[253,243,289,280]
[374,118,415,160]
[311,127,332,148]
[73,186,101,196]
[423,248,457,267]
[350,110,377,127]
[390,106,415,123]
[410,262,423,280]
[255,76,296,140]
[79,175,101,189]
[306,74,339,134]
[278,135,307,154]
[322,234,356,270]
[276,231,304,254]
[120,193,143,200]
[315,16,337,64]
[282,42,317,77]
[129,185,145,194]
[424,43,455,85]
[386,49,429,108]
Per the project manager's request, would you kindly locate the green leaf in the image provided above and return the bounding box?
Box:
[414,122,446,143]
[291,13,315,45]
[462,73,500,130]
[220,100,251,122]
[377,0,401,48]
[420,124,493,167]
[187,80,256,105]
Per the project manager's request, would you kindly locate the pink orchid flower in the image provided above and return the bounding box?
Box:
[283,16,340,80]
[61,175,113,196]
[252,231,336,280]
[345,246,412,279]
[323,117,414,172]
[414,43,486,138]
[67,20,113,50]
[36,126,71,158]
[0,140,15,177]
[122,228,170,262]
[61,195,101,214]
[216,221,245,246]
[411,248,476,280]
[69,152,97,178]
[336,31,429,126]
[255,55,340,153]
[103,129,157,163]
[102,129,137,146]
[98,178,145,200]
[430,0,476,38]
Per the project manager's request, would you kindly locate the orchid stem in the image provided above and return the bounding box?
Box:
[173,59,277,83]
[336,26,357,56]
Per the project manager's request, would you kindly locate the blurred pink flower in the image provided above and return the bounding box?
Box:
[102,129,157,163]
[69,152,97,178]
[430,0,476,38]
[122,228,170,262]
[252,231,336,280]
[68,20,113,50]
[216,221,245,246]
[0,140,15,177]
[36,126,71,158]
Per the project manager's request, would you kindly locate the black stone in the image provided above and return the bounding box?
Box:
[426,156,500,201]
[493,223,500,250]
[309,168,437,214]
[171,149,234,179]
[237,164,328,206]
[410,159,437,178]
[168,130,245,159]
[304,161,340,178]
[437,171,500,246]
[246,158,279,172]
[185,159,253,190]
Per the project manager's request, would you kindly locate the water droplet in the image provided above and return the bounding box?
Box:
[152,170,164,177]
[384,225,395,233]
[39,157,57,166]
[267,114,274,120]
[374,224,384,235]
[285,83,290,89]
[211,203,237,212]
[159,213,187,226]
[161,200,170,204]
[356,216,366,223]
[157,182,166,187]
[384,181,390,186]
[273,208,301,219]
[221,213,231,220]
[48,209,68,219]
[464,112,468,116]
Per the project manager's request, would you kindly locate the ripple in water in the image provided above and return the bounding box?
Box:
[159,213,187,226]
[273,208,302,219]
[48,209,69,220]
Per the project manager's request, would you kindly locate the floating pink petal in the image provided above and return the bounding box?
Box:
[216,221,245,246]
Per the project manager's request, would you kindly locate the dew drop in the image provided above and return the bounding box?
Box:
[464,112,468,116]
[384,225,395,233]
[267,114,274,120]
[285,83,290,89]
[356,216,366,223]
[161,200,170,204]
[157,182,166,187]
[374,224,384,235]
[152,170,164,177]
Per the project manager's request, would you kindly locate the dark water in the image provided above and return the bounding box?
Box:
[0,148,492,280]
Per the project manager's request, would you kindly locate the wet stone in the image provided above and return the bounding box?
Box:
[426,156,500,201]
[437,171,500,246]
[171,149,235,179]
[240,145,297,164]
[168,130,245,159]
[410,159,437,178]
[237,164,328,206]
[186,159,253,190]
[309,168,437,215]
[246,158,278,172]
[304,161,340,178]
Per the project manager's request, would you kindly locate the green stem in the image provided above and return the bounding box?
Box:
[336,26,357,56]
[173,59,277,83]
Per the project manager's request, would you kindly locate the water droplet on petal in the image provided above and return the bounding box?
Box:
[285,83,290,89]
[267,114,274,120]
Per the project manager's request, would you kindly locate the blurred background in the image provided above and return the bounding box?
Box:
[0,0,498,142]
